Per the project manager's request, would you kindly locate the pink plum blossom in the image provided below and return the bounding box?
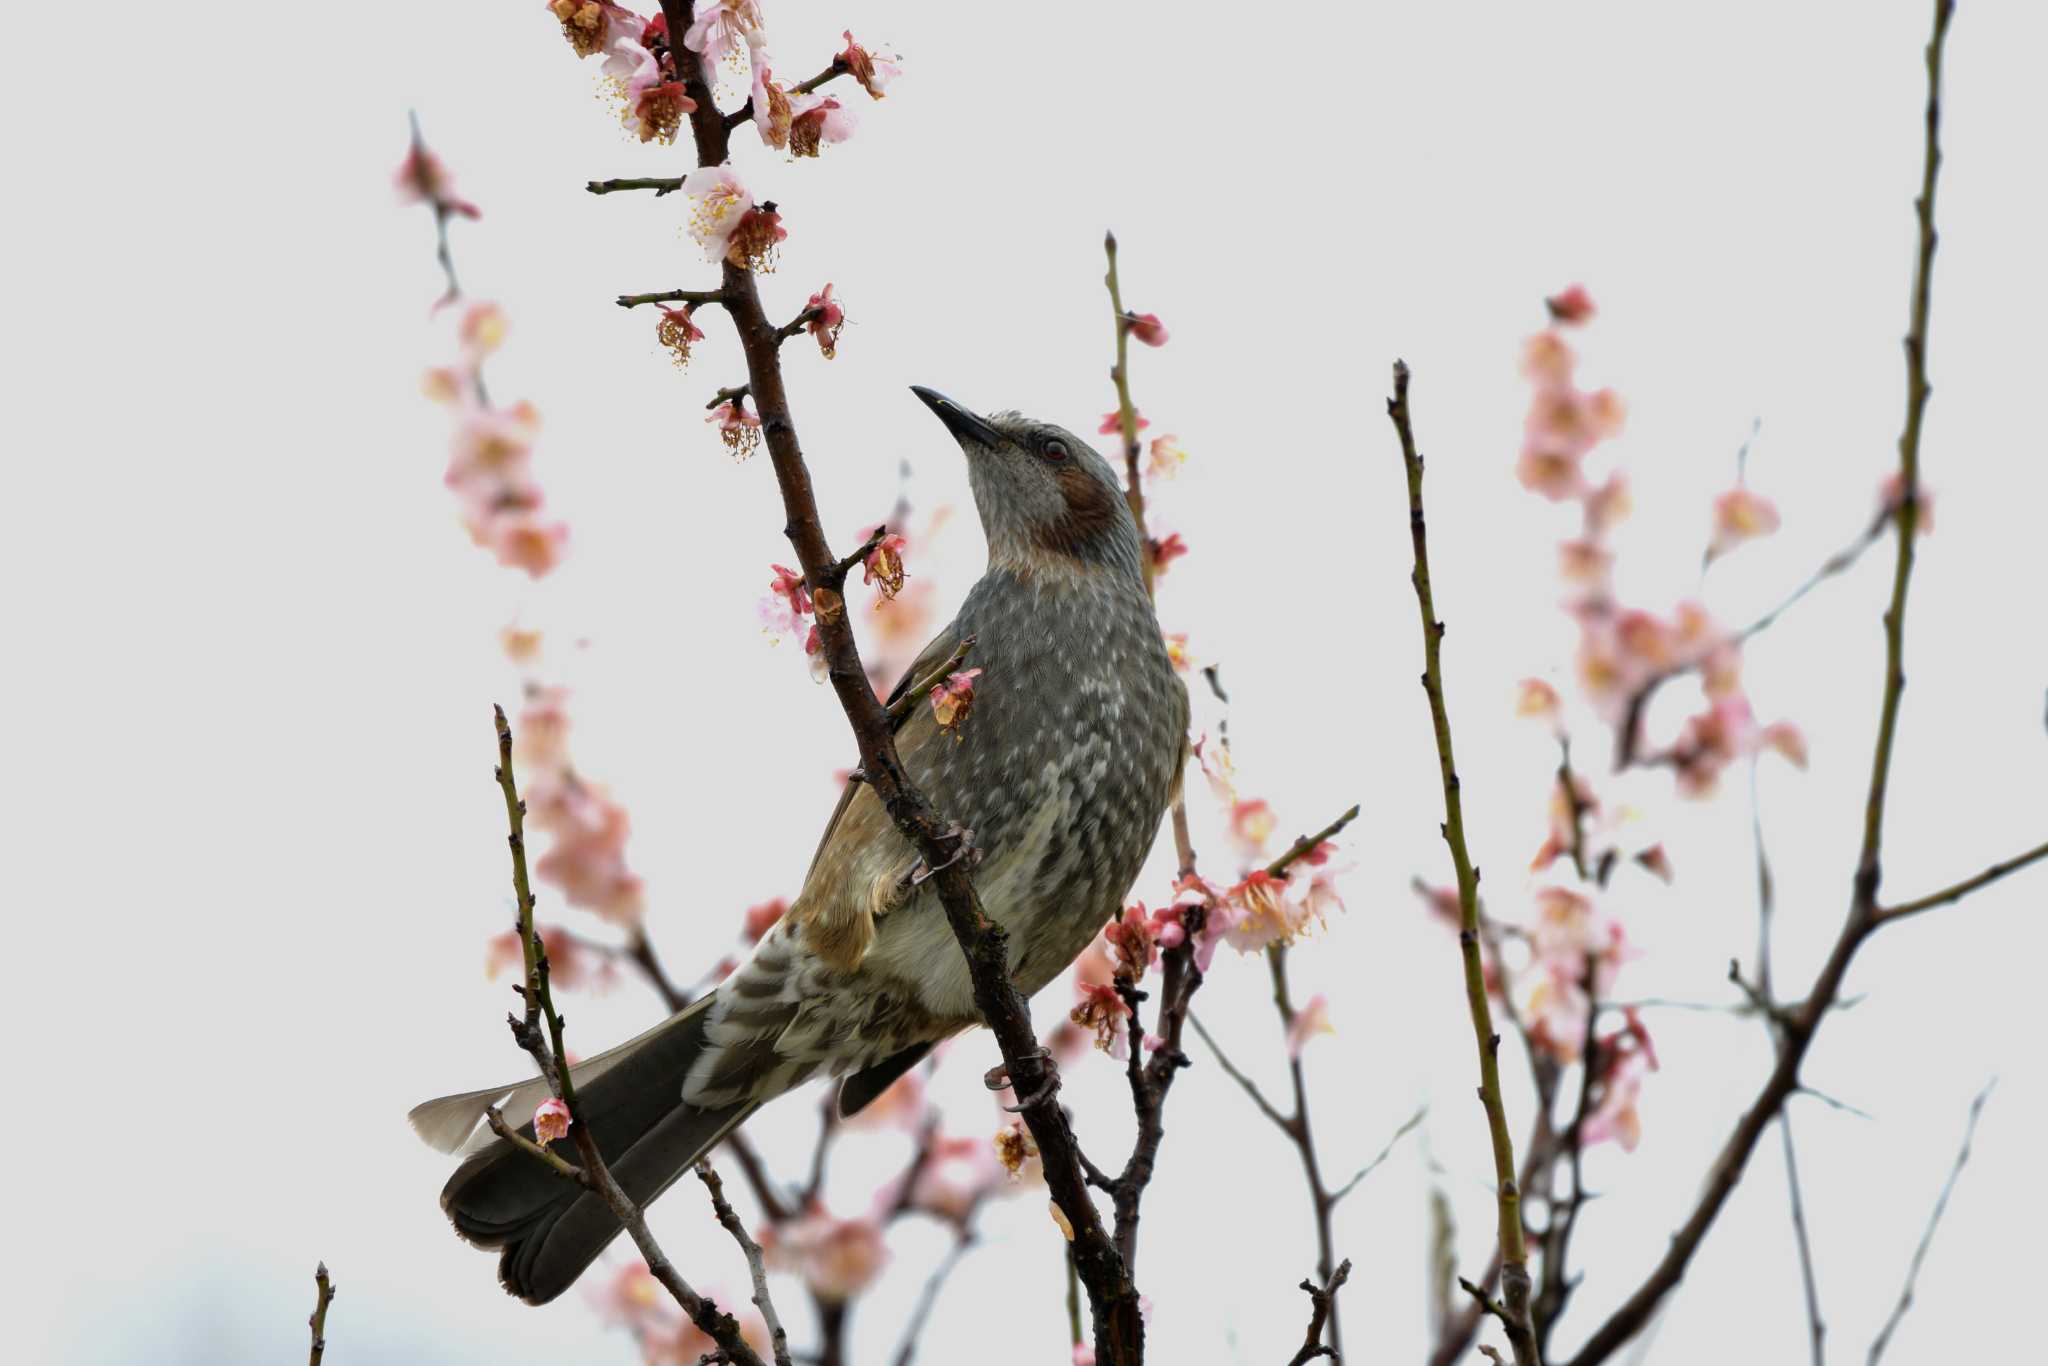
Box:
[789,93,858,158]
[760,1210,889,1302]
[860,527,907,598]
[707,397,763,459]
[1286,994,1335,1058]
[1708,487,1782,558]
[1145,434,1187,481]
[394,140,479,218]
[930,668,983,735]
[681,165,755,263]
[546,0,644,60]
[1071,982,1134,1058]
[1227,798,1276,859]
[656,304,704,367]
[1099,409,1150,436]
[807,282,847,357]
[840,31,902,99]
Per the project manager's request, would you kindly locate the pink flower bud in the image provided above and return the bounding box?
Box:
[1099,409,1149,436]
[1148,532,1188,575]
[740,898,787,944]
[1125,312,1169,346]
[533,1097,571,1144]
[1545,284,1597,325]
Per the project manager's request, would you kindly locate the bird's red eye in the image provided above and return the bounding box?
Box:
[1042,439,1068,462]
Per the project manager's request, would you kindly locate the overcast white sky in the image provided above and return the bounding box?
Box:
[8,1,2047,1363]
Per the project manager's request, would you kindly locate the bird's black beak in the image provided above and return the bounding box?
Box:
[910,385,1001,448]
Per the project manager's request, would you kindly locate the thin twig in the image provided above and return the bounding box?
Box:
[1186,1013,1292,1131]
[1103,233,1153,588]
[1616,510,1889,770]
[1780,1113,1826,1366]
[1867,1080,1995,1365]
[617,287,726,311]
[1286,1260,1353,1366]
[888,1233,977,1366]
[1386,359,1540,1366]
[308,1263,335,1366]
[1329,1104,1430,1205]
[1873,837,2048,924]
[697,1161,795,1366]
[491,705,770,1366]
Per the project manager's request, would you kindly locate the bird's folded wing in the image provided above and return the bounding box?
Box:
[795,624,961,969]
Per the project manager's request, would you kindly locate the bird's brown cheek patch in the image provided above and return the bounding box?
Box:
[1032,467,1123,559]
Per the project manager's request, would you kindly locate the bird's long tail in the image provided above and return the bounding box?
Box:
[407,993,757,1305]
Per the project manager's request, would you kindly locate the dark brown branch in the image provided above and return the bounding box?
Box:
[697,1161,795,1366]
[617,287,726,310]
[588,175,686,196]
[1874,837,2048,924]
[1386,359,1540,1366]
[649,10,1142,1357]
[1560,4,1957,1359]
[776,305,827,345]
[1867,1080,1994,1365]
[1286,1260,1352,1366]
[307,1262,335,1366]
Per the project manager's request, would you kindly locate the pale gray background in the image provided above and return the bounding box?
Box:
[8,1,2046,1362]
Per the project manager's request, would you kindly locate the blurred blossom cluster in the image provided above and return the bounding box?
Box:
[1410,286,1834,1153]
[422,302,572,578]
[591,1262,770,1365]
[1514,285,1805,794]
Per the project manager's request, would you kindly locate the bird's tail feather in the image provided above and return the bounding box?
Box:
[409,993,757,1305]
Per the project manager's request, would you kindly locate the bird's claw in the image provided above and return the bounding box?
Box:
[906,824,980,886]
[984,1048,1060,1112]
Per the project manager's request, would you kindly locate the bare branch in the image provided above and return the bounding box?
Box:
[1874,837,2048,925]
[1867,1080,1995,1365]
[307,1263,335,1366]
[1186,1012,1293,1133]
[1329,1104,1430,1205]
[1386,359,1540,1366]
[696,1161,795,1366]
[1286,1260,1352,1366]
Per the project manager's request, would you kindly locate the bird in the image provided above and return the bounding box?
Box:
[410,386,1191,1305]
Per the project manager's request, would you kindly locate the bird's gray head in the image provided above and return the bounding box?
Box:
[910,386,1144,584]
